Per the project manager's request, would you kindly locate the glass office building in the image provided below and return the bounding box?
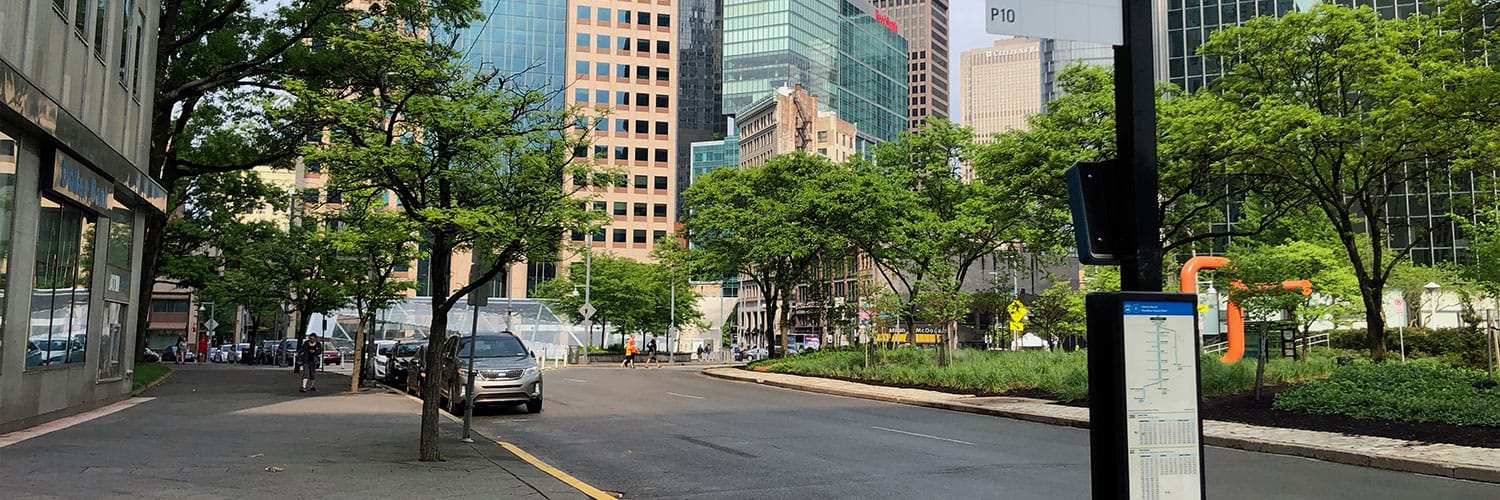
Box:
[690,136,741,183]
[722,0,909,143]
[676,0,729,219]
[450,0,569,96]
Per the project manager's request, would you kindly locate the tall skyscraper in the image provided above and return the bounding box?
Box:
[869,0,950,128]
[959,38,1041,141]
[722,0,909,144]
[675,0,728,219]
[1040,39,1113,106]
[565,1,681,262]
[1157,0,1301,92]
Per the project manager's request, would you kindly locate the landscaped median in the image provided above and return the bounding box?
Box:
[718,346,1500,482]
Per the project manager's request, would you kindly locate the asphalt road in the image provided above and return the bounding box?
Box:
[470,366,1500,500]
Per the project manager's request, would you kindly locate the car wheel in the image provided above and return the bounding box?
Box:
[526,398,542,414]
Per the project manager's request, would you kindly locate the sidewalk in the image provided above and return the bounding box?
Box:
[704,367,1500,484]
[0,363,591,500]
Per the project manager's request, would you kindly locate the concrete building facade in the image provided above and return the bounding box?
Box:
[959,37,1041,141]
[0,0,168,433]
[734,86,858,168]
[870,0,951,129]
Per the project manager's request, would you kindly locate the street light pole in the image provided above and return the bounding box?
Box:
[583,233,593,364]
[669,271,676,364]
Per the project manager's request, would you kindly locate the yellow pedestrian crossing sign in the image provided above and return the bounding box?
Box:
[1007,300,1028,321]
[1009,320,1025,332]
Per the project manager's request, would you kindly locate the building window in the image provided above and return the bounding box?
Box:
[597,34,610,48]
[656,40,670,54]
[151,299,188,312]
[633,120,647,134]
[635,147,648,161]
[615,119,628,132]
[597,7,610,21]
[617,36,631,51]
[600,62,613,76]
[592,201,607,212]
[595,90,608,103]
[655,67,669,81]
[613,202,627,216]
[653,203,668,218]
[614,146,628,160]
[30,196,97,367]
[117,0,133,86]
[655,94,668,108]
[618,9,630,23]
[593,145,607,158]
[637,11,650,24]
[92,0,109,59]
[633,229,647,244]
[575,60,589,75]
[637,38,651,52]
[634,175,648,188]
[653,230,667,242]
[0,131,17,369]
[613,228,627,243]
[131,10,144,95]
[615,64,629,78]
[635,65,650,79]
[576,33,590,47]
[654,148,668,163]
[654,176,668,190]
[633,203,647,217]
[654,122,668,135]
[657,13,670,27]
[576,5,589,20]
[575,88,589,102]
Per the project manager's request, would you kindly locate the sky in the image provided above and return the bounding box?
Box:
[944,0,1012,119]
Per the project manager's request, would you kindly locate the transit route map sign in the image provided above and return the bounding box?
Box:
[1121,300,1203,500]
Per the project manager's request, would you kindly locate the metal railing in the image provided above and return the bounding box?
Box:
[1201,332,1330,357]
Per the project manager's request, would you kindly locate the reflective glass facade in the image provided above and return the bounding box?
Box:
[676,0,728,218]
[452,0,568,95]
[722,0,909,143]
[690,136,740,183]
[1160,0,1299,92]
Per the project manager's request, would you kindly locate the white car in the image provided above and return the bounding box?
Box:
[208,346,223,362]
[224,343,250,363]
[368,341,396,381]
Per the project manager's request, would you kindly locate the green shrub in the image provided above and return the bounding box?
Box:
[1273,359,1500,427]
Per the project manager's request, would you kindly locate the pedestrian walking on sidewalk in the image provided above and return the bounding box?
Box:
[174,335,187,365]
[298,334,323,393]
[645,337,659,368]
[622,335,637,368]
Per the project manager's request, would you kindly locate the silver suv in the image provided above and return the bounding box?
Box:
[439,332,542,414]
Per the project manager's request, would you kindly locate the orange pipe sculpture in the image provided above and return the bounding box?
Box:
[1179,256,1312,363]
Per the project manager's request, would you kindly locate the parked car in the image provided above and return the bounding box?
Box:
[141,346,161,363]
[31,338,75,365]
[743,347,769,361]
[366,341,397,382]
[207,346,222,363]
[322,345,342,366]
[27,341,47,366]
[406,345,428,396]
[384,340,425,387]
[438,332,543,414]
[225,343,250,363]
[274,339,297,366]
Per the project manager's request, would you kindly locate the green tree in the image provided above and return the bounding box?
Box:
[293,18,597,460]
[680,153,848,356]
[1200,5,1482,360]
[137,0,481,360]
[1027,286,1086,345]
[536,252,701,345]
[330,190,419,392]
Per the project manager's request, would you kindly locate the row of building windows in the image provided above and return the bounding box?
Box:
[575,5,672,27]
[575,172,671,190]
[571,228,671,245]
[51,0,148,97]
[575,33,671,54]
[590,200,672,218]
[574,60,672,81]
[578,145,673,164]
[574,88,670,108]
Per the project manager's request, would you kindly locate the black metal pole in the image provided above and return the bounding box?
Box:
[1114,0,1161,293]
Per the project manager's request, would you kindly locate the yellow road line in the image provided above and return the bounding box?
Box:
[496,440,616,500]
[387,385,614,498]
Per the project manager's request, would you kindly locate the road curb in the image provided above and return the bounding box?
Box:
[130,367,175,397]
[702,368,1500,484]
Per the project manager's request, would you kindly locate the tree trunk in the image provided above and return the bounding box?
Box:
[779,295,792,357]
[1363,290,1388,362]
[134,215,168,362]
[350,307,367,393]
[419,238,453,462]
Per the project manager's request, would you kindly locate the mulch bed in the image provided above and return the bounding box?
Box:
[1197,383,1500,449]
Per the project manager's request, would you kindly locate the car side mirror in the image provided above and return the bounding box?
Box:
[530,351,537,359]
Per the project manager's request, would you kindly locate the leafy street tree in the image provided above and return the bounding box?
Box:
[680,153,848,357]
[137,0,480,359]
[1459,210,1500,302]
[293,16,597,460]
[1200,5,1482,360]
[534,253,701,346]
[1026,286,1086,348]
[330,191,419,392]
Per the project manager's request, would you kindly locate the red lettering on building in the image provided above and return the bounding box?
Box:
[874,10,898,33]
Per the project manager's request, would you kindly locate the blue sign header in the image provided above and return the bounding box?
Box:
[52,153,113,213]
[1122,300,1194,316]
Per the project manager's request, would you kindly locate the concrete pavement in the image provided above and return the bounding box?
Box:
[0,363,591,500]
[704,367,1500,485]
[471,366,1500,499]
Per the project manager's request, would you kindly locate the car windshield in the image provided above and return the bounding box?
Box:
[456,336,527,358]
[395,343,421,356]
